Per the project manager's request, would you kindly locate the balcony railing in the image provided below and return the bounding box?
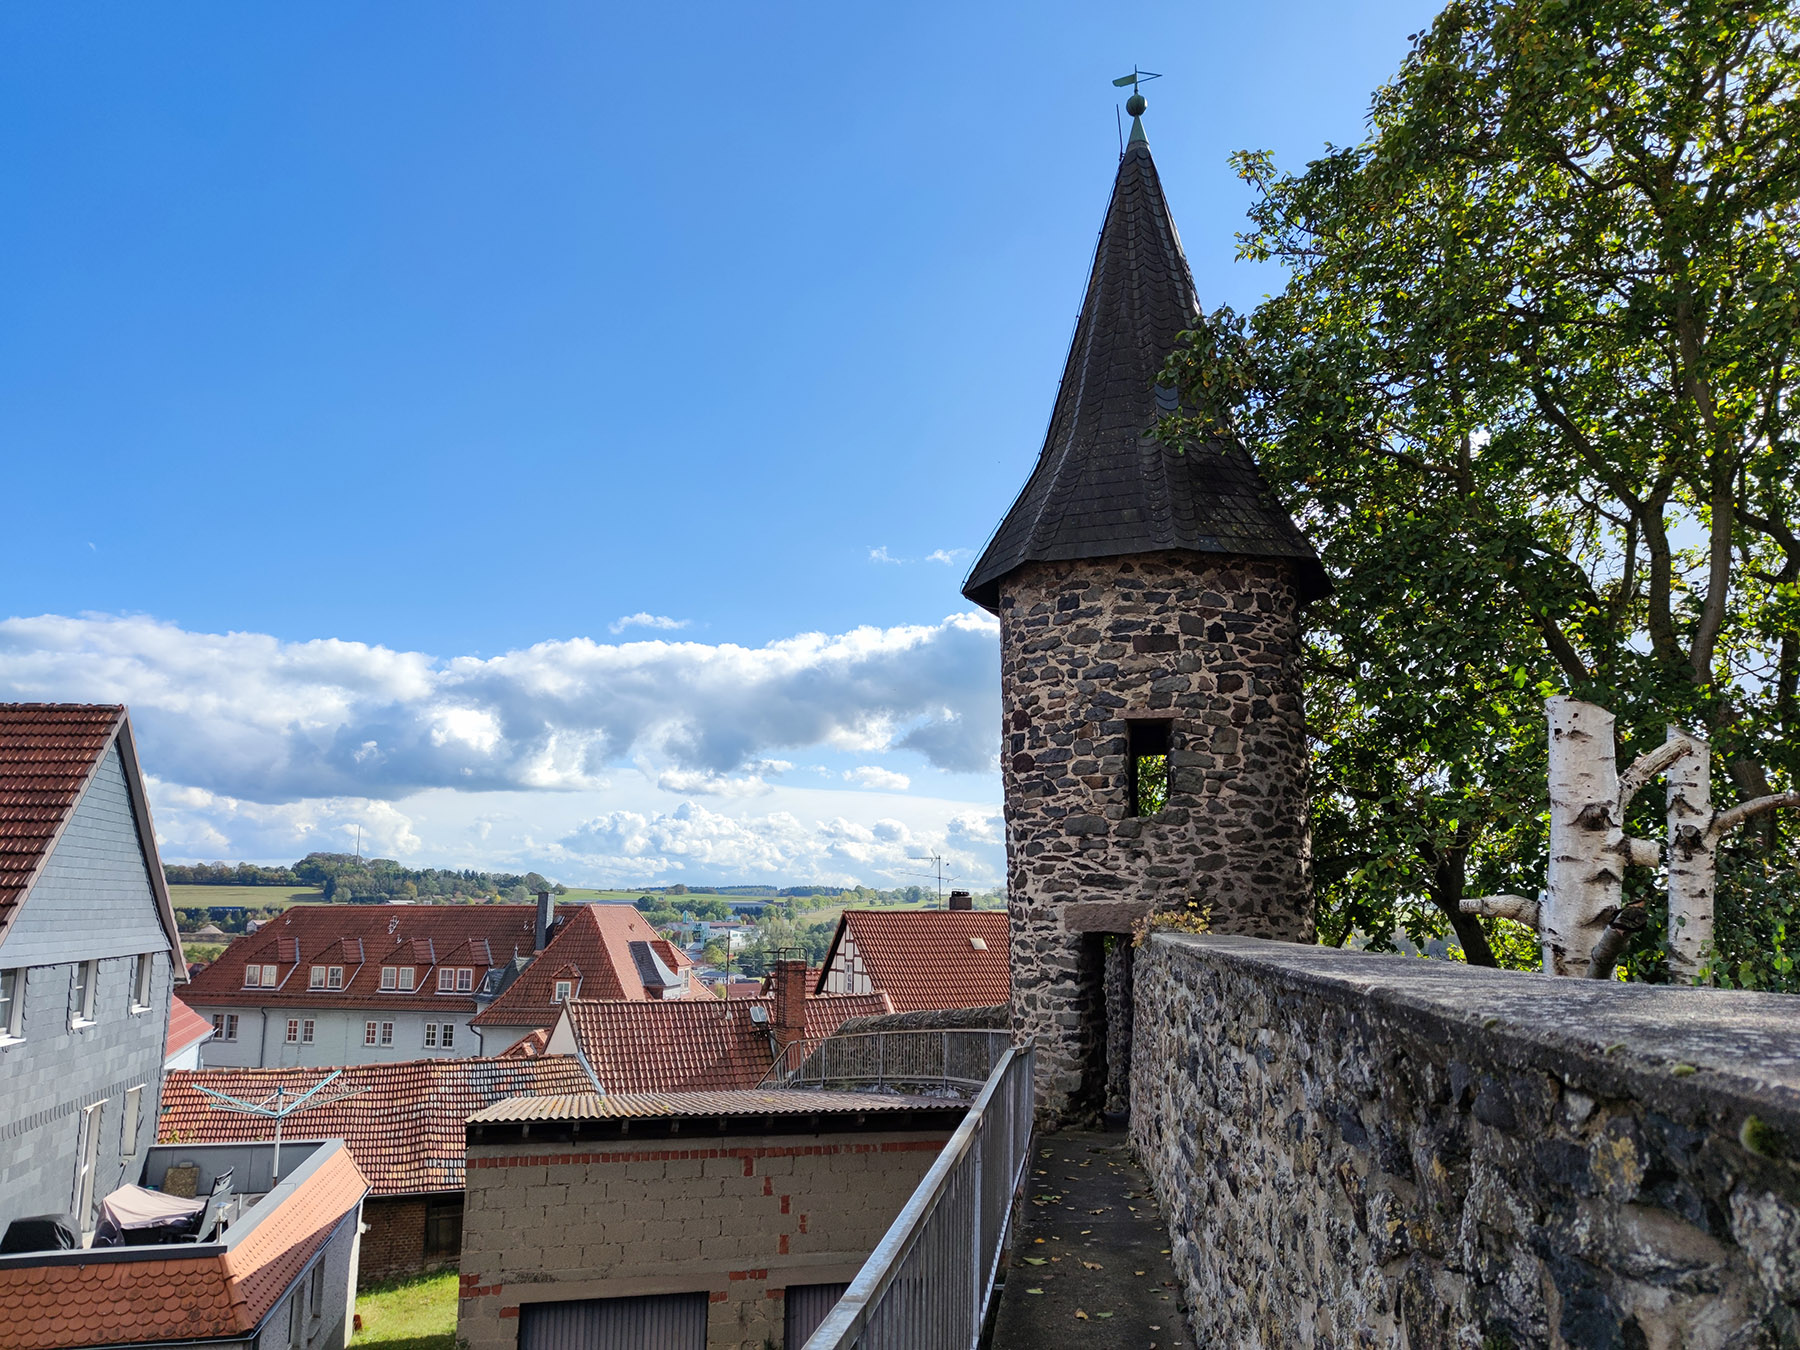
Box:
[759,1028,1014,1096]
[801,1041,1035,1350]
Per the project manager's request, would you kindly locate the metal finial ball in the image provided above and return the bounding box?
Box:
[1126,93,1147,117]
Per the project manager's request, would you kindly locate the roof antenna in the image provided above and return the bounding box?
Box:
[1112,67,1162,146]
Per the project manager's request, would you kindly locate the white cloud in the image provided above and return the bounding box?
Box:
[870,547,973,567]
[844,766,911,791]
[0,610,999,803]
[609,612,690,634]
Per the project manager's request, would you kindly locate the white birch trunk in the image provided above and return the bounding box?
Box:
[1664,730,1714,985]
[1543,697,1626,975]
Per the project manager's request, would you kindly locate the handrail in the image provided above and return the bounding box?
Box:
[801,1042,1034,1350]
[757,1028,1013,1093]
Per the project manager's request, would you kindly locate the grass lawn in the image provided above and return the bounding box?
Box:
[167,884,325,908]
[352,1271,458,1350]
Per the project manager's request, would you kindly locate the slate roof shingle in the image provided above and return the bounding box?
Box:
[557,991,891,1095]
[818,910,1011,1014]
[962,137,1326,612]
[158,1055,593,1195]
[0,704,127,927]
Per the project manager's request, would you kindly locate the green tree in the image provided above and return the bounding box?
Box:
[1162,0,1800,982]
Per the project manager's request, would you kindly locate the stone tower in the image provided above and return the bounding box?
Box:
[962,114,1327,1122]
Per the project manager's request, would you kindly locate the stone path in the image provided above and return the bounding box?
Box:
[987,1127,1190,1349]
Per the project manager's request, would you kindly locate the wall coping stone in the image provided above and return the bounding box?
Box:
[1151,932,1800,1136]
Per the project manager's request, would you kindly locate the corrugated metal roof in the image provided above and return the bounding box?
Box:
[468,1087,950,1124]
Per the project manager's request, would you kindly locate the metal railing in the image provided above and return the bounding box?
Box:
[801,1042,1035,1350]
[758,1029,1013,1096]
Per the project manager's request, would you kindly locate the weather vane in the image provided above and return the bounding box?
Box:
[1113,67,1162,150]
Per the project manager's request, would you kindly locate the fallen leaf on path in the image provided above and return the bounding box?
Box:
[1022,1257,1047,1266]
[1025,1288,1043,1296]
[1081,1261,1102,1270]
[1074,1310,1089,1321]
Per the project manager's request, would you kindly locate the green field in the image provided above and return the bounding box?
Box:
[167,884,326,909]
[352,1271,456,1350]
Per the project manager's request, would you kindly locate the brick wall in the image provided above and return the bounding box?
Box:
[457,1130,949,1350]
[999,552,1313,1121]
[1133,933,1800,1348]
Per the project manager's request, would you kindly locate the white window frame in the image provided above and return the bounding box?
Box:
[379,967,397,991]
[261,963,279,987]
[397,967,416,992]
[245,965,263,988]
[121,1085,143,1159]
[553,980,572,1003]
[379,1021,394,1046]
[286,1018,300,1043]
[0,969,23,1043]
[456,967,473,992]
[437,968,455,993]
[131,954,154,1012]
[423,1023,438,1048]
[441,1021,454,1049]
[309,966,327,990]
[327,965,344,990]
[302,1018,315,1044]
[74,1100,105,1231]
[212,1012,239,1042]
[364,1021,378,1046]
[71,960,97,1027]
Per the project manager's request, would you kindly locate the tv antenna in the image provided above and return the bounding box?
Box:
[905,852,952,905]
[190,1070,366,1185]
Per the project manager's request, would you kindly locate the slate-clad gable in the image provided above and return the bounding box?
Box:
[0,743,171,966]
[961,138,1326,612]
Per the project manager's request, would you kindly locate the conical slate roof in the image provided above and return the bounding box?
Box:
[961,135,1327,613]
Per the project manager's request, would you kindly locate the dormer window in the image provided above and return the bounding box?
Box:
[261,964,278,987]
[438,968,455,993]
[456,968,473,992]
[245,966,262,988]
[327,966,344,989]
[380,967,397,991]
[553,980,573,1003]
[309,966,327,990]
[398,967,416,991]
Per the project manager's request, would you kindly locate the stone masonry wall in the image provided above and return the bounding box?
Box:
[457,1130,947,1350]
[1000,552,1312,1120]
[1132,934,1800,1349]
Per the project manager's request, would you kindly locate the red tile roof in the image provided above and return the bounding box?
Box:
[556,992,890,1094]
[180,904,556,1012]
[158,1056,592,1196]
[817,910,1011,1013]
[165,996,215,1062]
[0,1144,367,1348]
[471,904,698,1028]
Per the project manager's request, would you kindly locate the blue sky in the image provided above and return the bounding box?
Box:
[0,1,1439,887]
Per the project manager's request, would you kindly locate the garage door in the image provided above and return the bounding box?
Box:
[783,1282,849,1347]
[517,1292,708,1350]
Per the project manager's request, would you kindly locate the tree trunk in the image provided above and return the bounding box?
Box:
[1665,729,1714,984]
[1543,697,1627,975]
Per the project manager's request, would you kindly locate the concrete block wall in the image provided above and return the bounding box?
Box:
[1132,934,1800,1349]
[998,553,1313,1121]
[457,1130,948,1350]
[0,952,172,1234]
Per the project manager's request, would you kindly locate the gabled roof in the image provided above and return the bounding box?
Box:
[552,991,891,1095]
[817,910,1011,1013]
[471,904,698,1028]
[0,1141,366,1348]
[158,1055,593,1196]
[0,704,183,973]
[180,903,552,1011]
[165,996,215,1063]
[961,136,1326,612]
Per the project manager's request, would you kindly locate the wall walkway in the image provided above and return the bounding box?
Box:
[1131,933,1800,1349]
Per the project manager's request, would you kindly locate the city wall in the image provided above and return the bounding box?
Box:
[1131,933,1800,1348]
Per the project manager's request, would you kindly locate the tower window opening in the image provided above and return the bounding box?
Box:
[1128,719,1172,816]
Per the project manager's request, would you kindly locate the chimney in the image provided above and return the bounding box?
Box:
[534,890,552,953]
[771,959,809,1055]
[948,890,973,911]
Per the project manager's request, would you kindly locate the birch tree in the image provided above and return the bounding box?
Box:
[1161,0,1800,985]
